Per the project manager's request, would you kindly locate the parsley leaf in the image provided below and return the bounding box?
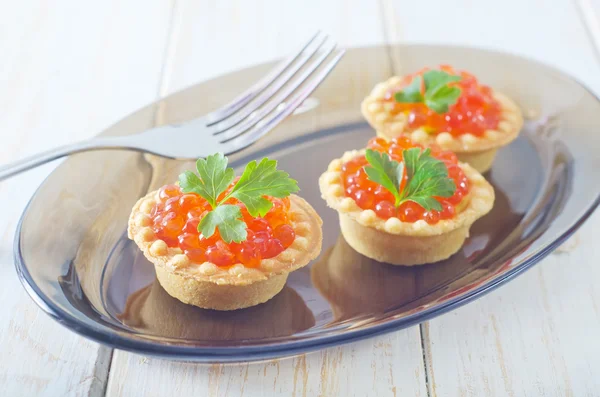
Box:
[179,153,234,208]
[424,84,462,114]
[422,70,461,93]
[178,153,298,243]
[363,148,456,212]
[228,158,299,217]
[198,153,235,207]
[394,75,423,103]
[399,148,456,211]
[199,204,247,243]
[394,69,462,114]
[364,149,403,206]
[178,171,209,202]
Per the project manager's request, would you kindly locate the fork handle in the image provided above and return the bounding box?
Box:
[0,138,121,181]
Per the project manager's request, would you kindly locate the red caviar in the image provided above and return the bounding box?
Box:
[383,65,501,136]
[341,137,470,225]
[150,184,295,267]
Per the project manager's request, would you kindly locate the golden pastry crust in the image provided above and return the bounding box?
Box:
[453,148,497,174]
[128,192,323,310]
[154,266,288,311]
[361,76,524,154]
[337,216,470,265]
[319,150,495,265]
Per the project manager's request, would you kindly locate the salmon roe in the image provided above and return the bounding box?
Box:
[342,136,470,225]
[150,182,295,268]
[383,65,501,137]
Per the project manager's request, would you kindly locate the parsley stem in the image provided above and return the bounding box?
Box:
[217,190,235,207]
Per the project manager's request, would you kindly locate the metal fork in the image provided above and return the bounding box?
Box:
[0,32,345,181]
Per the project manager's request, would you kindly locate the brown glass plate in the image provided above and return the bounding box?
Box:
[14,45,600,362]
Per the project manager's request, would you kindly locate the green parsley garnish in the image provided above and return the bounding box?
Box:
[178,153,299,243]
[364,148,456,211]
[394,70,462,114]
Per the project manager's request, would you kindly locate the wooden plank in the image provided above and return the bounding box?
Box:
[576,0,600,60]
[0,1,173,395]
[381,0,600,92]
[381,0,600,395]
[106,1,428,396]
[163,0,390,94]
[108,330,426,397]
[421,214,600,396]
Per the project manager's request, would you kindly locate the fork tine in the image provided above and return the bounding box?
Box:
[205,31,322,125]
[216,40,336,141]
[220,49,346,153]
[212,34,329,134]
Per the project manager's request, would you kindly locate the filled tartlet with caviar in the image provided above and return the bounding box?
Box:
[361,65,523,172]
[128,153,322,311]
[319,137,494,265]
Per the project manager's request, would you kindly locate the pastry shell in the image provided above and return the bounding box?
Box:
[319,150,495,265]
[128,193,323,310]
[361,76,524,173]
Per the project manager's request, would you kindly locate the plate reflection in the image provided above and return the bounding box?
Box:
[117,278,315,341]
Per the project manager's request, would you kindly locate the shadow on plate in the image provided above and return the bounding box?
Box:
[311,178,524,322]
[117,278,315,341]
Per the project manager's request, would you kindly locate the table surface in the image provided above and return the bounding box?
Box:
[3,1,600,396]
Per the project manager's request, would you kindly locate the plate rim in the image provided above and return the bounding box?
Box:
[13,44,600,362]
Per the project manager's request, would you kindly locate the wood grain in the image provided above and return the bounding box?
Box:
[421,214,600,396]
[5,0,600,396]
[382,0,600,92]
[162,0,389,94]
[381,0,600,395]
[105,1,428,396]
[0,1,173,395]
[107,330,426,397]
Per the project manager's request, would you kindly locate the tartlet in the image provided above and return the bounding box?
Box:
[361,65,523,173]
[128,154,322,311]
[319,137,494,265]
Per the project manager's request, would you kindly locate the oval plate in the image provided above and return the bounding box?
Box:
[14,45,600,362]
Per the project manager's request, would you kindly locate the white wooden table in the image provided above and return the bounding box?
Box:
[2,1,600,395]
